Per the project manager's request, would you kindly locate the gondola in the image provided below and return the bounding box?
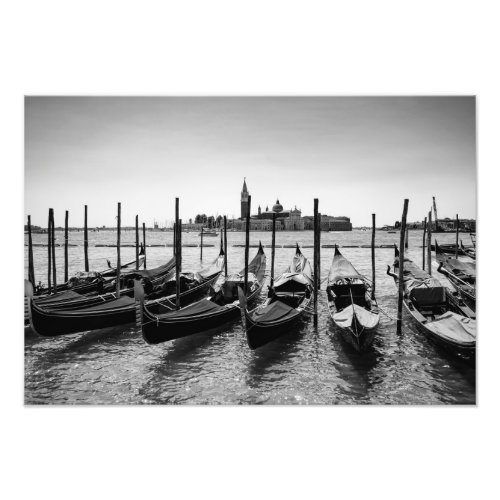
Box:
[136,243,267,345]
[33,245,146,297]
[326,246,379,352]
[31,252,176,311]
[435,241,476,311]
[387,246,476,360]
[242,244,313,350]
[460,240,476,260]
[26,249,225,336]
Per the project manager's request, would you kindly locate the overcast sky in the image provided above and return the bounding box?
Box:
[25,96,476,227]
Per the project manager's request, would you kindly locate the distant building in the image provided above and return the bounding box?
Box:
[302,215,352,231]
[241,178,250,219]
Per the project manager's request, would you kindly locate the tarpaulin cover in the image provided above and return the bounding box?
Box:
[64,296,134,312]
[249,300,298,324]
[274,251,313,289]
[328,251,363,282]
[425,311,476,345]
[333,304,379,330]
[35,290,84,304]
[159,299,222,319]
[443,258,476,277]
[126,258,175,280]
[410,287,447,307]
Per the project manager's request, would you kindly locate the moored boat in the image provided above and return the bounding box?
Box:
[326,246,379,352]
[435,241,476,311]
[136,243,267,344]
[242,244,313,350]
[387,246,476,360]
[26,249,224,336]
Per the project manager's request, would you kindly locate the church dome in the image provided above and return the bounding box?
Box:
[272,199,283,213]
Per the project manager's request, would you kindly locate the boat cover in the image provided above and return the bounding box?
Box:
[249,300,298,324]
[333,304,379,330]
[126,258,175,280]
[35,289,84,304]
[159,299,223,319]
[52,295,135,313]
[328,250,363,282]
[443,258,476,277]
[425,311,476,345]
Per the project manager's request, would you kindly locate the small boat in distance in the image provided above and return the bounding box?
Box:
[326,246,379,352]
[199,228,218,236]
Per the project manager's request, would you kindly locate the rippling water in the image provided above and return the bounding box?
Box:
[24,229,476,404]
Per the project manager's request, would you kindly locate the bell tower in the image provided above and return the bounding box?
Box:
[241,177,249,219]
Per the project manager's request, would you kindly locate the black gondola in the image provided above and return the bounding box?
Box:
[460,240,476,260]
[387,246,476,360]
[26,249,225,336]
[435,241,476,311]
[242,244,313,350]
[136,243,267,345]
[33,245,146,296]
[326,246,379,352]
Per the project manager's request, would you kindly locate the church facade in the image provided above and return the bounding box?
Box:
[237,178,351,231]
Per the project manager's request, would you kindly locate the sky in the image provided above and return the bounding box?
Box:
[24,96,476,228]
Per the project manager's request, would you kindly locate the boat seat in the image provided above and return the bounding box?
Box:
[409,287,447,309]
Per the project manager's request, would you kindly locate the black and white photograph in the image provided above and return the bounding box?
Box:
[6,3,500,498]
[24,96,476,405]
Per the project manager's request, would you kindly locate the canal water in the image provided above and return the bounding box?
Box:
[24,229,476,404]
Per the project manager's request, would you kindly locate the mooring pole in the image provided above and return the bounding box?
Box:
[427,210,432,275]
[455,214,459,259]
[371,213,376,299]
[405,226,409,249]
[313,199,319,321]
[84,205,89,272]
[200,226,204,260]
[142,222,147,269]
[244,195,251,295]
[175,198,181,309]
[271,212,276,286]
[64,210,69,282]
[422,216,427,270]
[397,199,409,334]
[27,215,35,286]
[47,209,52,293]
[135,215,139,269]
[50,208,57,292]
[318,213,321,289]
[223,216,228,277]
[116,202,121,298]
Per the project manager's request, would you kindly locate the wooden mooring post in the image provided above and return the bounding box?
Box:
[427,210,432,275]
[244,196,251,295]
[84,205,89,272]
[455,214,459,259]
[135,215,140,269]
[313,198,319,322]
[405,226,409,249]
[223,216,228,277]
[27,215,35,286]
[397,199,409,334]
[116,202,121,298]
[50,208,57,292]
[200,227,204,260]
[47,209,52,293]
[271,212,276,286]
[371,213,376,299]
[175,198,181,309]
[142,222,147,269]
[64,210,69,282]
[422,216,427,270]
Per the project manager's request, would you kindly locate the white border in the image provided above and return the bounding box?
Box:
[2,1,499,499]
